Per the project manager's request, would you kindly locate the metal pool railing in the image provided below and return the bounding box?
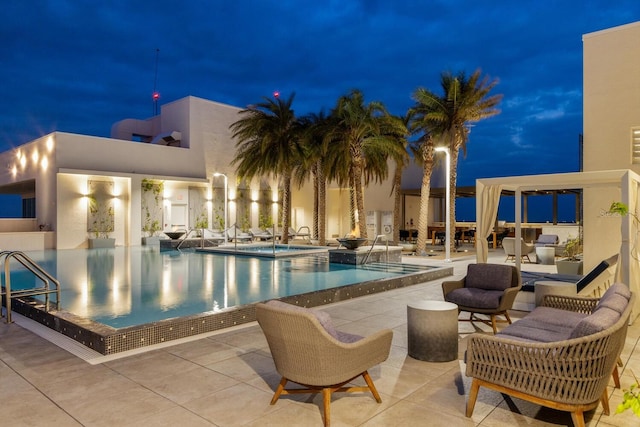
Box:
[0,250,60,323]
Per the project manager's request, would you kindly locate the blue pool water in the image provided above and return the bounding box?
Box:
[199,243,329,257]
[4,247,431,329]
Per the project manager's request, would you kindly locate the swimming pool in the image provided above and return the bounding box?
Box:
[199,243,330,258]
[4,247,453,354]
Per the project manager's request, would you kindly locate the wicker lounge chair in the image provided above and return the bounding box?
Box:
[256,300,392,426]
[442,263,521,334]
[465,284,634,427]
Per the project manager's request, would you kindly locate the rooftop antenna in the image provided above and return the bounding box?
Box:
[152,48,160,115]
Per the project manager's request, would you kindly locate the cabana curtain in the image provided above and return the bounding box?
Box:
[476,183,502,263]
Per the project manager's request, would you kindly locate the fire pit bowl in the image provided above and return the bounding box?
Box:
[165,231,185,240]
[336,237,369,250]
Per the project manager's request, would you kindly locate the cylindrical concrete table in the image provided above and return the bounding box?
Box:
[407,300,458,362]
[535,246,556,265]
[534,280,577,306]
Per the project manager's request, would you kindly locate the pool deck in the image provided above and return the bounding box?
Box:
[2,249,639,426]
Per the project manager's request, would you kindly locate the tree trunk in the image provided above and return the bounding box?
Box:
[448,143,460,256]
[354,164,367,239]
[312,164,319,240]
[281,176,291,244]
[392,162,403,245]
[416,142,435,254]
[317,162,327,246]
[349,175,357,233]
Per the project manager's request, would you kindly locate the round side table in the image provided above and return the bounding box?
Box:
[407,300,458,362]
[535,246,556,265]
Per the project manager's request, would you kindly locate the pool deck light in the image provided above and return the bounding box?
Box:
[435,146,451,262]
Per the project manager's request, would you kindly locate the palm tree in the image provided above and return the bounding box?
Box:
[413,70,502,254]
[389,114,411,245]
[407,96,437,253]
[230,93,303,244]
[295,112,329,245]
[324,89,406,238]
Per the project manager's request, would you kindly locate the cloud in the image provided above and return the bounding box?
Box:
[1,0,639,172]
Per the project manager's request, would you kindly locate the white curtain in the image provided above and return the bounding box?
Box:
[476,183,503,263]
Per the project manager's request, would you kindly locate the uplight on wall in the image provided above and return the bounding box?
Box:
[46,135,54,152]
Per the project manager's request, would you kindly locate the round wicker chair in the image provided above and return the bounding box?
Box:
[256,300,392,426]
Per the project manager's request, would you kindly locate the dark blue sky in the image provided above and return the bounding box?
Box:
[1,1,639,197]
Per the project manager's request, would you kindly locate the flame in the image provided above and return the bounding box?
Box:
[349,224,360,238]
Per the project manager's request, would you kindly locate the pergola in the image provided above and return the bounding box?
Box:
[476,169,640,320]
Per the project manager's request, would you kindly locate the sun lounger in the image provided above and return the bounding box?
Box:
[226,226,252,243]
[288,226,311,241]
[250,228,273,241]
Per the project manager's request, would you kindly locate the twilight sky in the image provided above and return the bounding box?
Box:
[1,1,639,196]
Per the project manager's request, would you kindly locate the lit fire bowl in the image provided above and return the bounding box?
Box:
[336,237,368,250]
[165,232,185,240]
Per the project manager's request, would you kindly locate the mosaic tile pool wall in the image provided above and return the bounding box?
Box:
[9,265,452,355]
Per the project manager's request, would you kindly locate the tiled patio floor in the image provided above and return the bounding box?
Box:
[1,250,639,426]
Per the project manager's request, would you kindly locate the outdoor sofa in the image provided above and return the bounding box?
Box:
[465,282,634,427]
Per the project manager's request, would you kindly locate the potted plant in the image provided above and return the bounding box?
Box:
[194,211,208,236]
[142,219,162,246]
[556,234,583,275]
[87,181,115,247]
[141,179,164,245]
[87,191,115,248]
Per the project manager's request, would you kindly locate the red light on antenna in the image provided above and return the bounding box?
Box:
[153,92,160,100]
[273,91,280,98]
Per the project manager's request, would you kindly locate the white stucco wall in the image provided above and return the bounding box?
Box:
[0,94,407,247]
[0,134,58,232]
[583,21,640,173]
[583,21,640,269]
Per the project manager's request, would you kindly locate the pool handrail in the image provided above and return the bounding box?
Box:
[362,235,390,265]
[0,250,60,323]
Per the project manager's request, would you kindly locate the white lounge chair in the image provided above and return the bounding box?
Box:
[288,226,311,241]
[250,227,273,241]
[227,226,252,243]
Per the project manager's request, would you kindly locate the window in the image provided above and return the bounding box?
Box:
[22,197,35,218]
[632,127,640,164]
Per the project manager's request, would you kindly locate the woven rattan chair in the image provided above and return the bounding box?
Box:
[255,300,392,426]
[502,237,535,262]
[465,292,634,427]
[442,263,521,334]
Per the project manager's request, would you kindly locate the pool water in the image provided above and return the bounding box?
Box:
[4,247,432,329]
[199,243,329,258]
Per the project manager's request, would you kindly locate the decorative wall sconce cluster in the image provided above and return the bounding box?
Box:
[11,138,53,177]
